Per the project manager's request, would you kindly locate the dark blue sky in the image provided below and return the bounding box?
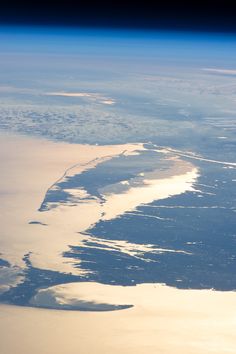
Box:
[1,1,236,33]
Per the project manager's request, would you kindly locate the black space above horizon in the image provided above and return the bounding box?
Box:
[1,1,236,32]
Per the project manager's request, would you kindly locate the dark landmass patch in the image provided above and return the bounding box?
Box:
[30,299,133,312]
[63,162,236,291]
[28,221,48,226]
[39,149,171,211]
[0,258,10,267]
[0,254,83,307]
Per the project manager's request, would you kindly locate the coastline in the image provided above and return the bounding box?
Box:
[0,132,235,354]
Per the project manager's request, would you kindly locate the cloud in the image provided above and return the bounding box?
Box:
[47,92,97,98]
[0,85,38,94]
[46,92,115,105]
[202,68,236,76]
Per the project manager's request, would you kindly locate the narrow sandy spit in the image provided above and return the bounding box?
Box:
[0,132,141,272]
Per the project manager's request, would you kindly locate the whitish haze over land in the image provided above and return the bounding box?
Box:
[0,27,236,354]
